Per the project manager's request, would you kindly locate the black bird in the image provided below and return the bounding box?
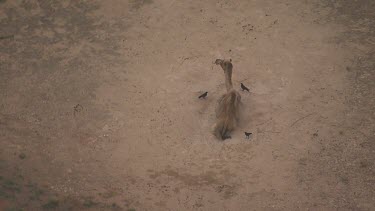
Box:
[244,132,252,139]
[241,83,250,92]
[198,92,208,99]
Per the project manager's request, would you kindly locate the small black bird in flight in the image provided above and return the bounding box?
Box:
[241,83,250,92]
[244,132,252,139]
[198,92,208,99]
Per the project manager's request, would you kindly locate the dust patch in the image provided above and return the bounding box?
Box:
[296,0,375,210]
[149,168,239,199]
[130,0,153,10]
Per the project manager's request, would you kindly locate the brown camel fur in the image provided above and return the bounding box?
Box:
[213,59,242,140]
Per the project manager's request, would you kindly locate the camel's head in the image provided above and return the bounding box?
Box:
[214,59,233,75]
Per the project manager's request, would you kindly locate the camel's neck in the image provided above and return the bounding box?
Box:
[224,69,233,92]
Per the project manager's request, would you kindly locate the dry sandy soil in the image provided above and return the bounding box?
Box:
[0,0,374,210]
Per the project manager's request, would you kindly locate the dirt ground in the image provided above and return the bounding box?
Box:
[0,0,374,210]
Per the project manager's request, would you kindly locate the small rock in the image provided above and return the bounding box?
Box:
[19,153,26,159]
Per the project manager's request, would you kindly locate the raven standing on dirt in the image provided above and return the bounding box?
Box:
[241,83,250,92]
[244,132,252,139]
[198,92,208,99]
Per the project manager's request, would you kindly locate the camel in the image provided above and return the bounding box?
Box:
[213,59,242,140]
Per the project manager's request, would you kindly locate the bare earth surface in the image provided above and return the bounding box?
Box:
[0,0,374,210]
